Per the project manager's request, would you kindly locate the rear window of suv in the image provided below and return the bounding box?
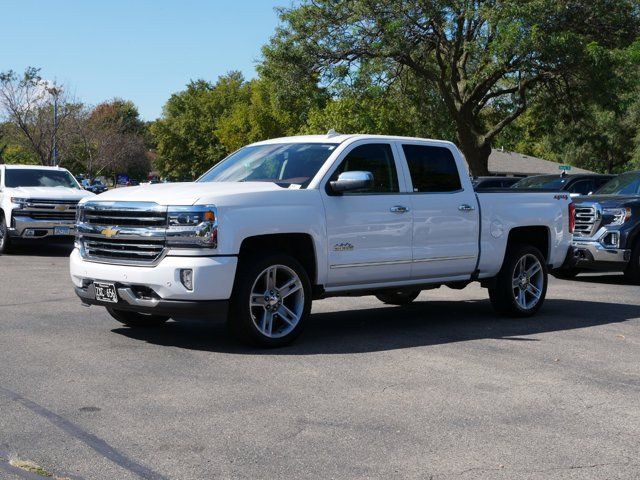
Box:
[402,145,461,192]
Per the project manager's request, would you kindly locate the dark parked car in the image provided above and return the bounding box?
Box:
[557,171,640,283]
[81,179,108,194]
[511,173,614,196]
[472,176,522,190]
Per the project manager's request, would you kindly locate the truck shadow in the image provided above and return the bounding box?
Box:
[7,242,74,257]
[567,274,632,286]
[112,298,638,355]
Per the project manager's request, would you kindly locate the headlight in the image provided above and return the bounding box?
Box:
[166,205,217,248]
[602,207,631,226]
[10,197,29,208]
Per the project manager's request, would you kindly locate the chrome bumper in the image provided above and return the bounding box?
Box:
[572,240,631,264]
[9,215,76,238]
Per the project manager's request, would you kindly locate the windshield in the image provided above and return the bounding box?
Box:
[5,169,81,189]
[511,175,569,190]
[595,172,640,195]
[198,143,338,187]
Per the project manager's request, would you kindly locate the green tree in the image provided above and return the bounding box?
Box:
[263,0,639,175]
[498,39,640,173]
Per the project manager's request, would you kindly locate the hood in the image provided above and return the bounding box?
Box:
[87,181,284,205]
[574,194,640,208]
[11,186,95,201]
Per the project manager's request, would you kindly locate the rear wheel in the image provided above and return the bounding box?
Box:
[375,290,420,305]
[106,307,169,327]
[0,216,11,255]
[489,245,548,317]
[623,241,640,284]
[229,253,311,347]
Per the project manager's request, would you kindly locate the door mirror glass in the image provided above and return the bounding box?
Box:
[330,171,374,193]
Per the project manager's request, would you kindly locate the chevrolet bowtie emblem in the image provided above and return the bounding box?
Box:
[55,205,67,211]
[101,227,119,238]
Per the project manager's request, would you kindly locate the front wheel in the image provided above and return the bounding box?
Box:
[375,290,420,305]
[229,253,311,347]
[489,245,548,317]
[106,307,169,327]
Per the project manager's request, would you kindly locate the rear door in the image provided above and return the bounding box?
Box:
[321,141,413,287]
[397,142,480,279]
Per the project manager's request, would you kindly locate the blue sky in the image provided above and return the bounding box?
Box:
[1,0,290,120]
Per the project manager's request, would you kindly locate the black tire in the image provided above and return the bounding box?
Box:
[0,215,11,255]
[106,307,169,327]
[375,290,421,305]
[551,268,581,280]
[489,244,548,317]
[623,240,640,285]
[229,253,312,348]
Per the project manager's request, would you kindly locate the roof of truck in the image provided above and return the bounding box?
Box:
[250,133,457,148]
[1,164,70,170]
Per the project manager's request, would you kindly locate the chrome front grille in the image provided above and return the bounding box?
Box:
[574,205,600,237]
[83,204,167,227]
[21,198,78,220]
[77,202,168,265]
[82,238,166,263]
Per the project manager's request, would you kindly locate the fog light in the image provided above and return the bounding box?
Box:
[601,232,619,248]
[180,269,194,290]
[24,229,35,237]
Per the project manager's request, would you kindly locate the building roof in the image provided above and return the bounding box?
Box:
[488,149,592,176]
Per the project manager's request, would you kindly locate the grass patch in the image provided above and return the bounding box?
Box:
[9,458,70,479]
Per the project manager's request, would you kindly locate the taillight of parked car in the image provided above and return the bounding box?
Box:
[569,202,576,233]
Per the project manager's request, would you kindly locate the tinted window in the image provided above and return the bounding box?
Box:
[596,172,640,195]
[5,169,80,189]
[402,145,461,192]
[568,179,593,195]
[512,175,569,190]
[331,143,399,193]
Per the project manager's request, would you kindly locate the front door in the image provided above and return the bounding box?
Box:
[322,142,413,287]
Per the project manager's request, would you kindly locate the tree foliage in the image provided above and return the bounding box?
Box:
[261,0,640,175]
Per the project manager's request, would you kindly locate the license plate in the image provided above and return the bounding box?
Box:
[94,282,118,303]
[54,226,71,235]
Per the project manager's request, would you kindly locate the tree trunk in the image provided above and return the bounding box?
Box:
[456,128,491,176]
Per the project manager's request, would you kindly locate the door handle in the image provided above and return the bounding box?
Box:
[458,204,475,212]
[390,205,410,214]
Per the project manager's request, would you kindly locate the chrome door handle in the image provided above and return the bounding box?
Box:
[390,205,410,214]
[458,204,475,212]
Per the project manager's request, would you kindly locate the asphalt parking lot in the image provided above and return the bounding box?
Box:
[0,244,639,480]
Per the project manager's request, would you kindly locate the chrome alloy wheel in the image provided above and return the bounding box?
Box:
[511,253,544,310]
[249,264,304,338]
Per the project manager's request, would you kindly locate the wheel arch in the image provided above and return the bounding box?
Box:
[506,225,550,263]
[238,233,318,286]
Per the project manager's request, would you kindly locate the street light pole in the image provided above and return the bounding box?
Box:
[53,93,58,166]
[47,85,62,166]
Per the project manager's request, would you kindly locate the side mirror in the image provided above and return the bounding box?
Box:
[330,171,374,194]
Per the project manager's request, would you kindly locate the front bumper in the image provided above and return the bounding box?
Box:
[70,248,237,316]
[571,240,631,265]
[9,215,76,238]
[74,283,228,318]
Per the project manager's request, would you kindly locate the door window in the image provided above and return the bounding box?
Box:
[402,145,462,192]
[568,179,592,195]
[330,143,399,194]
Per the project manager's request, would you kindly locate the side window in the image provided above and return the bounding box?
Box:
[402,144,462,193]
[568,179,592,195]
[330,143,399,193]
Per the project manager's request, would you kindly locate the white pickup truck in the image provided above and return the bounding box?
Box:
[71,134,574,346]
[0,165,94,254]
